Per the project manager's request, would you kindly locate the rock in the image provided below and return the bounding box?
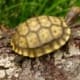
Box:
[55,39,80,80]
[0,70,6,79]
[56,55,80,80]
[0,25,22,80]
[0,24,80,80]
[19,56,68,80]
[0,51,22,80]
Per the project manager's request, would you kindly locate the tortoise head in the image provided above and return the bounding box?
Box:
[65,6,80,27]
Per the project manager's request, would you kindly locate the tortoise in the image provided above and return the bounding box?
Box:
[10,7,80,58]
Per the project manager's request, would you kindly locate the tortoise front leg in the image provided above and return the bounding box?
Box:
[65,6,80,26]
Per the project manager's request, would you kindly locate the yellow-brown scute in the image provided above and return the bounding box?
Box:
[26,32,40,48]
[38,28,52,44]
[38,16,51,27]
[18,37,27,48]
[27,18,41,31]
[51,25,63,39]
[11,16,71,57]
[17,22,29,35]
[49,16,61,25]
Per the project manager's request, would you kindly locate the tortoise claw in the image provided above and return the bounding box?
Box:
[65,6,80,26]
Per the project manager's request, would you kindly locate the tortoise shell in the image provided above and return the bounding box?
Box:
[11,16,71,58]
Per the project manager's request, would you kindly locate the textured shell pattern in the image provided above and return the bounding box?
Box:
[11,16,71,58]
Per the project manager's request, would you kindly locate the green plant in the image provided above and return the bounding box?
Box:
[0,0,80,28]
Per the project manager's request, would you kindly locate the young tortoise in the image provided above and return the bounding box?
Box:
[11,7,80,58]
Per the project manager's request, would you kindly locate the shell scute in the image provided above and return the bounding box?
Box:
[38,28,52,44]
[26,32,40,48]
[27,18,41,31]
[49,16,61,25]
[17,22,29,35]
[38,16,51,27]
[50,25,63,39]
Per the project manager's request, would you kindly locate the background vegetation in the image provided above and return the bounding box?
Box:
[0,0,80,28]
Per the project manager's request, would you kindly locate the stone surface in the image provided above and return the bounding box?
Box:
[0,24,80,80]
[19,57,68,80]
[0,25,22,80]
[56,55,80,80]
[0,70,6,79]
[54,38,80,80]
